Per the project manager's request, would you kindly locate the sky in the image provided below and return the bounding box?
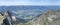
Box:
[0,0,40,6]
[0,0,60,6]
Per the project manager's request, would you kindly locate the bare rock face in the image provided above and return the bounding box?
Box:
[33,10,60,25]
[0,14,4,25]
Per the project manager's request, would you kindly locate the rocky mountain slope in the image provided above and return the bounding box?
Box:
[32,10,60,25]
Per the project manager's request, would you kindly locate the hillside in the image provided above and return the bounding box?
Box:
[32,10,60,25]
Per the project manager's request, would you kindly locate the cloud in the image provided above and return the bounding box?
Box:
[39,0,60,5]
[0,0,40,6]
[0,0,60,6]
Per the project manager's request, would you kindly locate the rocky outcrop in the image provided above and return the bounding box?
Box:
[32,10,60,25]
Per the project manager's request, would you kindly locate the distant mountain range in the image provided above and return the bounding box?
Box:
[0,6,60,23]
